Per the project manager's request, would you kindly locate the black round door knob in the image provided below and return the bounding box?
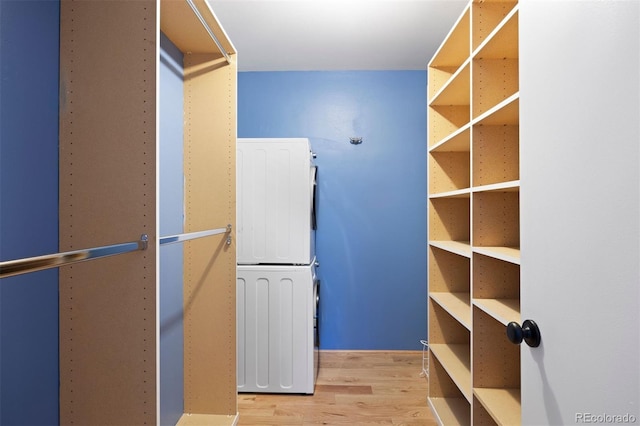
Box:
[506,319,541,348]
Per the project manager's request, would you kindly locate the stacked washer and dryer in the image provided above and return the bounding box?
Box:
[236,138,319,394]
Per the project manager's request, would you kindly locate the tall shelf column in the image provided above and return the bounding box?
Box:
[427,1,520,425]
[427,5,472,424]
[58,0,238,424]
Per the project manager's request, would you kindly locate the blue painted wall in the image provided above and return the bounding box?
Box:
[159,32,185,426]
[238,71,427,350]
[0,0,60,424]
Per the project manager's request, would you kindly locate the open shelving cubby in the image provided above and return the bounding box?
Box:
[429,67,471,150]
[429,246,471,329]
[428,4,471,150]
[472,189,519,257]
[429,299,472,412]
[429,126,471,197]
[473,253,520,327]
[429,355,472,425]
[471,0,518,52]
[428,0,521,424]
[428,195,471,257]
[428,6,471,102]
[472,6,519,120]
[472,94,519,189]
[473,307,521,426]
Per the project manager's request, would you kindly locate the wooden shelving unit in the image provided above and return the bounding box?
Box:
[429,245,471,328]
[429,356,472,426]
[428,0,521,424]
[472,7,519,119]
[428,8,470,101]
[429,299,472,403]
[473,307,520,425]
[58,0,237,424]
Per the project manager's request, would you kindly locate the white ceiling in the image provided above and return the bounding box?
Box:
[206,0,468,72]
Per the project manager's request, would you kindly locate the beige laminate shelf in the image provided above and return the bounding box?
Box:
[472,5,519,60]
[430,5,470,69]
[471,0,518,52]
[430,344,472,402]
[428,6,470,100]
[177,413,238,426]
[473,388,521,426]
[430,125,471,153]
[428,397,471,425]
[472,180,519,193]
[430,188,471,199]
[472,246,520,264]
[473,92,519,126]
[431,292,471,329]
[431,61,471,107]
[473,298,520,326]
[430,241,472,258]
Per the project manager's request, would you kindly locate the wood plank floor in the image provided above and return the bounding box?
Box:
[237,350,437,425]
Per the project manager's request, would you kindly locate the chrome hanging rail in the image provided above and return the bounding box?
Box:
[0,235,149,279]
[160,224,232,246]
[185,0,232,64]
[1,224,232,279]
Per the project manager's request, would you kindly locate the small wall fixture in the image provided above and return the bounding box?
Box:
[350,137,363,145]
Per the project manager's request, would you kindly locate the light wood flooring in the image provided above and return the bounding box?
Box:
[237,350,436,425]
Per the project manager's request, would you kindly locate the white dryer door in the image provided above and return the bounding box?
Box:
[237,138,313,264]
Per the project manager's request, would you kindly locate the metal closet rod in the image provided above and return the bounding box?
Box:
[159,224,232,246]
[0,224,232,279]
[185,0,232,63]
[0,235,149,279]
